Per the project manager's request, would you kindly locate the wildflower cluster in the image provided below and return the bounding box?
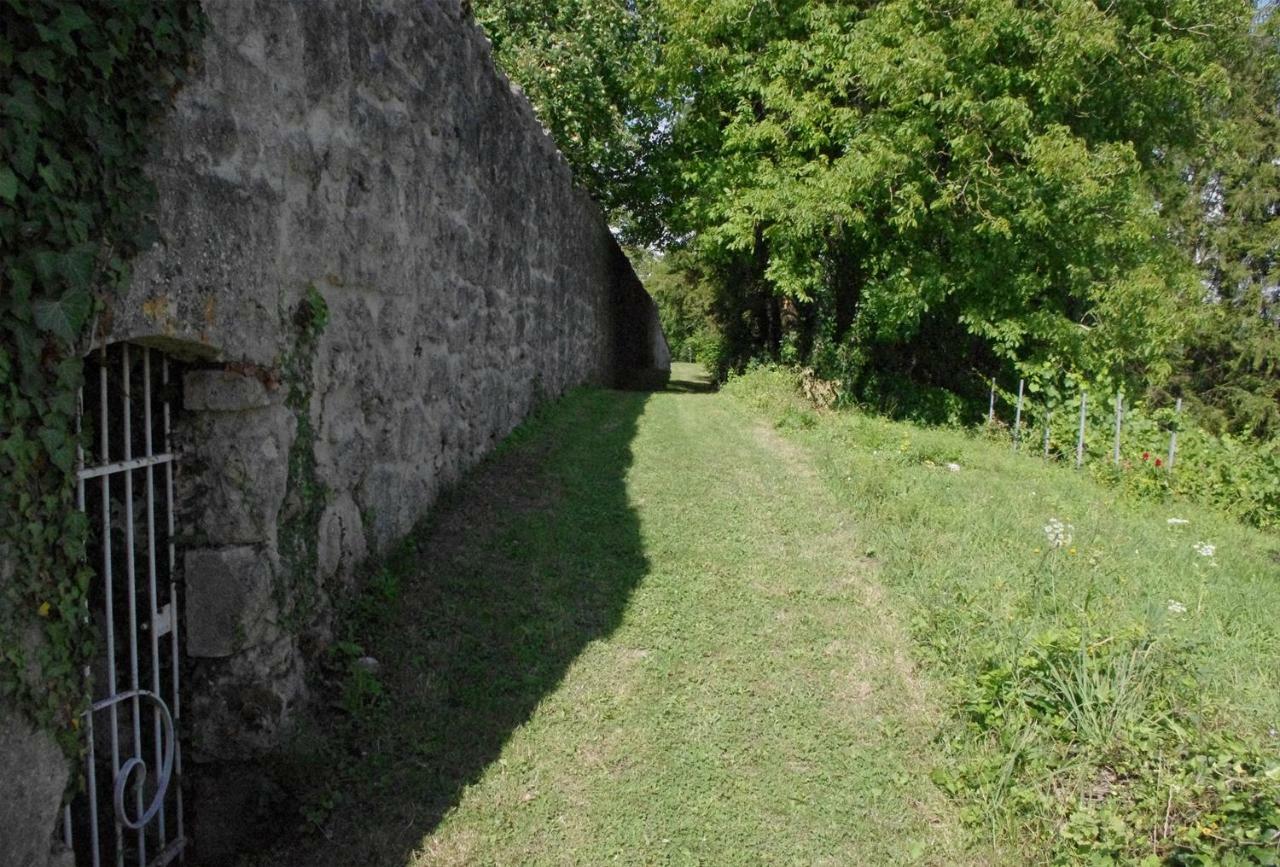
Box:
[1043,518,1073,549]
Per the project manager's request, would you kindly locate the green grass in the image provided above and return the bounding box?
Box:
[268,363,975,865]
[724,365,1280,863]
[267,362,1279,865]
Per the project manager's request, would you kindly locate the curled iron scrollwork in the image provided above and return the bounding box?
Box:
[86,689,176,832]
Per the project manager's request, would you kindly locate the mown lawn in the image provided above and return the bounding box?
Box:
[270,363,1278,865]
[270,363,974,865]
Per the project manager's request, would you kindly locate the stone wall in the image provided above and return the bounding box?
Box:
[5,0,667,863]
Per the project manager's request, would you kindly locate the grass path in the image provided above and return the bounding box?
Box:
[280,363,976,865]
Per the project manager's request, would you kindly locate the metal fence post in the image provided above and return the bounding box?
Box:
[1043,409,1051,458]
[1113,392,1123,465]
[1076,391,1087,469]
[1168,397,1182,471]
[1013,379,1024,450]
[988,377,996,425]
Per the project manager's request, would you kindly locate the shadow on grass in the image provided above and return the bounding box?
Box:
[262,380,672,866]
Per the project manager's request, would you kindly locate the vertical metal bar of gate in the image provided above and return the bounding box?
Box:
[101,355,124,866]
[67,343,184,866]
[144,350,165,850]
[163,356,185,849]
[121,343,146,866]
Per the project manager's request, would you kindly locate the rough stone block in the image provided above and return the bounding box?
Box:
[184,369,281,412]
[185,547,273,658]
[183,405,295,546]
[187,637,306,763]
[316,494,367,582]
[0,705,70,867]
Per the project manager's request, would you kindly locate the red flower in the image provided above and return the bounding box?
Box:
[1142,451,1150,461]
[1155,458,1163,468]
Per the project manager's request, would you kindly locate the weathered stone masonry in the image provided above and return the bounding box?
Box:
[2,0,668,863]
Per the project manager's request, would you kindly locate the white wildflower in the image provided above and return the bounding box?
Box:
[1167,600,1187,614]
[1043,518,1073,549]
[1193,541,1216,557]
[946,463,961,472]
[1166,517,1189,526]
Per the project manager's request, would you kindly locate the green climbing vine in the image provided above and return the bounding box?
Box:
[0,0,205,751]
[277,284,332,633]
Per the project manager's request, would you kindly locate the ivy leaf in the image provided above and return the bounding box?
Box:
[17,49,58,81]
[55,5,93,35]
[62,244,97,290]
[36,162,65,194]
[32,289,92,346]
[31,249,60,287]
[0,167,17,203]
[37,427,75,474]
[2,80,42,125]
[7,265,34,308]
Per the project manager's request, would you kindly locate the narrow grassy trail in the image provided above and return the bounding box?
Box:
[509,364,970,865]
[271,363,1280,866]
[279,363,974,866]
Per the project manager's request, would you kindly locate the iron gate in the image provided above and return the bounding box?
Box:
[64,343,185,866]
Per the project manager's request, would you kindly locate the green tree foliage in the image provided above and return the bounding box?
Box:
[651,0,1258,400]
[1,0,204,746]
[1156,6,1279,438]
[473,0,662,225]
[628,248,726,368]
[479,0,1274,431]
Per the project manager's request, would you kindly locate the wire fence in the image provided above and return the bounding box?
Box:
[985,377,1186,472]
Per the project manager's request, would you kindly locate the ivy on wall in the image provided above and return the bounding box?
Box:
[0,0,205,751]
[278,285,332,634]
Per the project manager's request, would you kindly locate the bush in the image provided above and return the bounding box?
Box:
[1024,400,1280,530]
[857,370,977,427]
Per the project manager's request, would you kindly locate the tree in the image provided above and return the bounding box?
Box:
[1156,5,1279,437]
[649,0,1256,400]
[472,0,662,229]
[475,0,1273,430]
